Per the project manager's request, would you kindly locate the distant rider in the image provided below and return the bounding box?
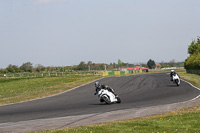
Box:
[170,70,179,81]
[94,81,118,97]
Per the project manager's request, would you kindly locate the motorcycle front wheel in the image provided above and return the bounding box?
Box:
[102,95,111,104]
[175,79,180,86]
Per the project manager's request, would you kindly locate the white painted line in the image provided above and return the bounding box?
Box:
[181,79,200,91]
[181,79,200,101]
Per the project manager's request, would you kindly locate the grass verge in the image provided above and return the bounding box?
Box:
[179,72,200,88]
[33,72,200,133]
[0,74,101,105]
[34,105,200,133]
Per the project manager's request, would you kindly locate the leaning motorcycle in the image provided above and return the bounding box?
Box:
[97,89,121,104]
[172,74,180,86]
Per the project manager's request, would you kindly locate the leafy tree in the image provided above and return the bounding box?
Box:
[13,65,20,72]
[141,64,148,68]
[59,67,66,72]
[185,52,200,70]
[41,67,46,71]
[0,69,8,74]
[20,62,33,72]
[118,59,122,67]
[6,64,15,73]
[188,40,199,55]
[35,64,44,72]
[6,64,20,73]
[77,61,88,70]
[185,36,200,73]
[147,59,155,69]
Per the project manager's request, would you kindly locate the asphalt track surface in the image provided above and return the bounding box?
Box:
[0,73,200,124]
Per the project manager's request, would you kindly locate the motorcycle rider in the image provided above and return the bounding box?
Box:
[94,81,118,97]
[170,70,179,81]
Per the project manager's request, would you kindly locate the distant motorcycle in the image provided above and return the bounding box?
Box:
[172,74,180,86]
[97,89,121,104]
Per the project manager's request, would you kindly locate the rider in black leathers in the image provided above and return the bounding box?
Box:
[170,70,179,81]
[94,81,117,96]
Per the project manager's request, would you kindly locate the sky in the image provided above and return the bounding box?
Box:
[0,0,200,68]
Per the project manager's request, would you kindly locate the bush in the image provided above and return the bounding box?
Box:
[185,37,200,74]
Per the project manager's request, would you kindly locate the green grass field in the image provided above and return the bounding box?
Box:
[33,72,200,133]
[0,74,101,105]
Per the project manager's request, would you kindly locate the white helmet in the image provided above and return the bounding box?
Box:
[171,70,174,72]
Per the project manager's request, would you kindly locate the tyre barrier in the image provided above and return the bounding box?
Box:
[103,70,143,76]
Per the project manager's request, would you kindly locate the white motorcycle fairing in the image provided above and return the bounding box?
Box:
[172,74,180,86]
[97,89,121,104]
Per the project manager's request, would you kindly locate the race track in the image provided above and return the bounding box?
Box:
[0,73,200,132]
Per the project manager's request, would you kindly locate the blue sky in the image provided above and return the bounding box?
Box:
[0,0,200,68]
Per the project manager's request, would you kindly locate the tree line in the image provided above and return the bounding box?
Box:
[0,58,184,74]
[0,62,33,73]
[146,59,184,69]
[184,36,200,74]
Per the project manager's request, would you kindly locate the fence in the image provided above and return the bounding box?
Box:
[0,70,147,78]
[0,71,101,78]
